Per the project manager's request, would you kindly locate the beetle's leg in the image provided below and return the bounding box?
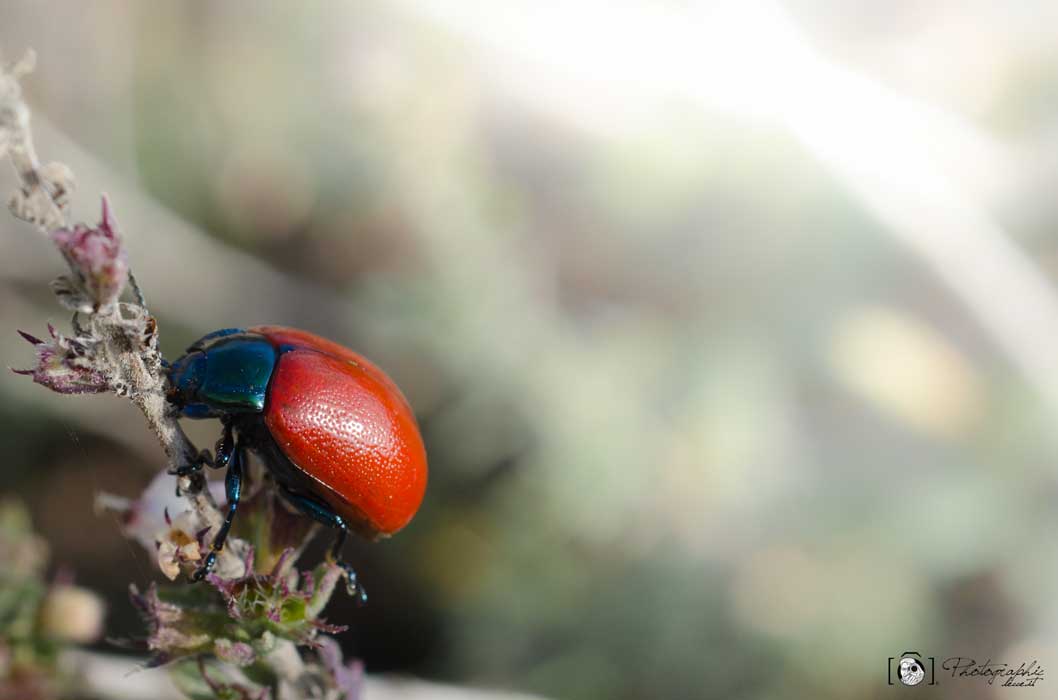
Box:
[192,439,244,581]
[277,486,368,605]
[169,449,213,478]
[211,421,235,470]
[328,528,363,600]
[169,422,232,496]
[168,448,214,498]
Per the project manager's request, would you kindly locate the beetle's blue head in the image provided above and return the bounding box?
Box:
[166,331,278,419]
[167,350,213,418]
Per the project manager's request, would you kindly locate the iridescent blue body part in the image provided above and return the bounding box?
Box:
[168,329,277,418]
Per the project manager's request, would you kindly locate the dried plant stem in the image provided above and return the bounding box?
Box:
[3,51,68,231]
[0,47,348,700]
[0,49,207,498]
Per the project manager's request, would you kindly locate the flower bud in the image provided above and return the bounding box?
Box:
[49,195,128,310]
[38,584,105,644]
[12,324,108,395]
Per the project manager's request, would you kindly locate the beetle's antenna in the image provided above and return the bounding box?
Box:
[127,268,147,309]
[70,311,86,336]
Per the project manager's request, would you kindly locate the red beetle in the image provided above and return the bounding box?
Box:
[167,326,428,602]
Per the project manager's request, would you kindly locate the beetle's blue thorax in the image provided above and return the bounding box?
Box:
[168,329,278,418]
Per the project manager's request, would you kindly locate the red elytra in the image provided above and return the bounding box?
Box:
[250,325,428,537]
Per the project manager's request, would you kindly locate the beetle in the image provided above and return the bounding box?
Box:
[166,325,428,603]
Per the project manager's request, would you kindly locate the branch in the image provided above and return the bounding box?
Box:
[1,49,361,700]
[1,49,202,481]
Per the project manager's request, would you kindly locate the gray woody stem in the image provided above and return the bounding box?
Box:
[0,50,206,491]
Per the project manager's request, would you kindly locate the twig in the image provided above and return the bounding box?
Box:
[1,48,369,700]
[0,49,206,493]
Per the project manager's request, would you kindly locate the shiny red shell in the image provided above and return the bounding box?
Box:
[249,326,427,537]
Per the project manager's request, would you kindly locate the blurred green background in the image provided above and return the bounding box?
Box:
[3,1,1058,698]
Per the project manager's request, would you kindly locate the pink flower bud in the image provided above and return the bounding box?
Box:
[12,324,108,394]
[49,195,128,309]
[214,638,256,667]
